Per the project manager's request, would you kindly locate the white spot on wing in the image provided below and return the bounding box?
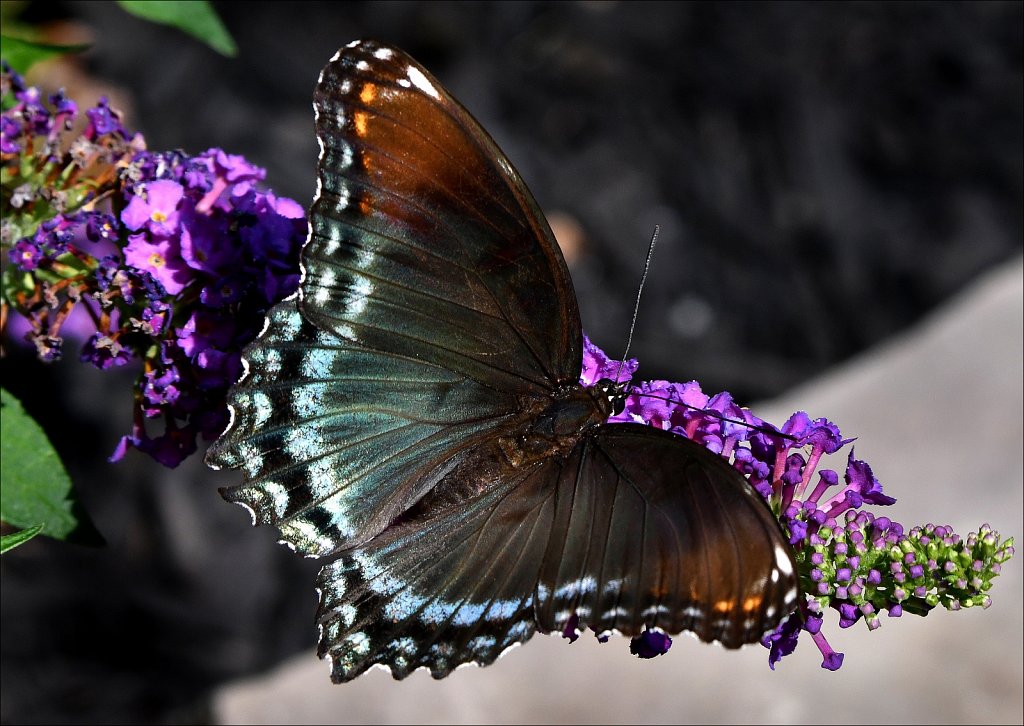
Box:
[397,637,418,655]
[356,552,402,596]
[641,604,671,618]
[784,584,799,605]
[506,620,532,641]
[468,635,496,653]
[334,323,358,342]
[235,441,260,475]
[406,65,440,100]
[308,463,343,503]
[306,457,340,497]
[301,348,336,379]
[601,606,630,620]
[554,576,597,599]
[314,268,337,304]
[485,599,521,621]
[319,496,354,538]
[263,481,290,518]
[251,390,273,427]
[328,180,351,212]
[452,602,487,626]
[344,631,371,655]
[356,246,375,269]
[347,275,373,316]
[321,578,346,604]
[281,518,335,556]
[275,307,302,337]
[262,348,282,376]
[681,605,704,620]
[317,266,337,288]
[775,544,794,575]
[284,425,321,462]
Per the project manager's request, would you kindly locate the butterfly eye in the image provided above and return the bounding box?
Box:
[594,377,628,416]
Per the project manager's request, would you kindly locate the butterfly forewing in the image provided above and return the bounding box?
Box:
[208,304,523,554]
[208,40,584,554]
[304,41,580,390]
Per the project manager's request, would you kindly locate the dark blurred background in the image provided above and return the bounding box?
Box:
[1,1,1021,723]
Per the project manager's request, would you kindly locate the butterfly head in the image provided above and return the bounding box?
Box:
[592,377,630,417]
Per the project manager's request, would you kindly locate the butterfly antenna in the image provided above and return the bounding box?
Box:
[611,227,794,442]
[615,225,660,383]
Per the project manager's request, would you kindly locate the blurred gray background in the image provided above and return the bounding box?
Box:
[1,1,1021,723]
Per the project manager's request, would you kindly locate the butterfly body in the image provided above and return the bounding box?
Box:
[207,39,798,683]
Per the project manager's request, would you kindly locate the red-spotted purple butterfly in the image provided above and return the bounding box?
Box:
[206,40,798,682]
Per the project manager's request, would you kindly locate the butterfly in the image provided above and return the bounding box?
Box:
[206,39,799,683]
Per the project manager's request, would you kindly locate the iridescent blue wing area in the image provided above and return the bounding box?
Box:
[208,305,535,555]
[316,462,549,681]
[206,40,581,554]
[316,424,797,682]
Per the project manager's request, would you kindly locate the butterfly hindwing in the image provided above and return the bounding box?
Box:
[316,461,557,681]
[314,424,797,681]
[536,424,798,647]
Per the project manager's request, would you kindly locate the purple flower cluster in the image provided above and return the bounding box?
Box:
[103,149,304,466]
[2,68,305,467]
[577,335,1014,670]
[1,74,77,160]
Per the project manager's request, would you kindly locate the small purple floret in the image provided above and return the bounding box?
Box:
[629,629,672,659]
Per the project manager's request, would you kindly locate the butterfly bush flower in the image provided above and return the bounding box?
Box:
[1,66,304,467]
[579,334,1015,670]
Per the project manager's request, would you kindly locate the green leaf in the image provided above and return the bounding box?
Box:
[116,1,237,57]
[1,523,43,553]
[0,387,99,543]
[0,34,91,74]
